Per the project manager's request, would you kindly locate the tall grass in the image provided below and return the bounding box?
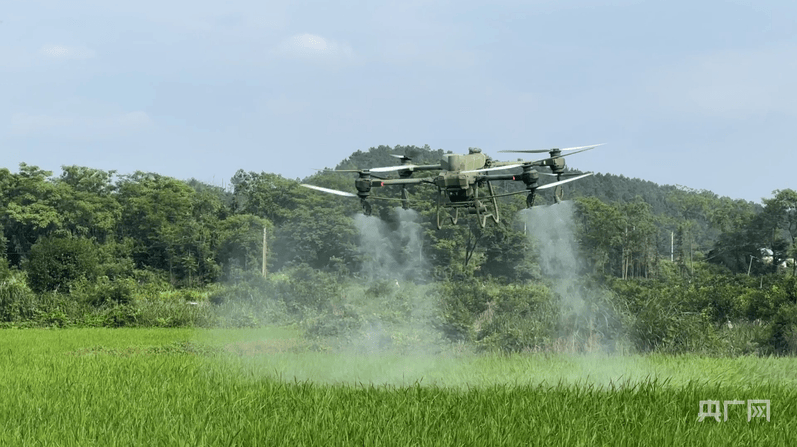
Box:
[0,328,794,446]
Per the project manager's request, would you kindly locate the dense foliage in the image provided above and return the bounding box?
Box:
[1,145,795,354]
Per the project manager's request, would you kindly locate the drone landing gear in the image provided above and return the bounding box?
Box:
[436,188,458,230]
[361,199,372,216]
[485,180,500,225]
[473,200,489,228]
[473,181,501,228]
[436,207,458,230]
[526,191,536,208]
[401,186,409,210]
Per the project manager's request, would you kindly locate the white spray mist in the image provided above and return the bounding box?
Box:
[353,208,426,282]
[350,208,439,347]
[519,201,616,353]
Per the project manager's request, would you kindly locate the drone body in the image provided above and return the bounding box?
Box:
[302,144,602,229]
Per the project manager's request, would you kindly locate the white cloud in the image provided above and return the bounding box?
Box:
[10,111,153,138]
[39,44,96,60]
[648,45,797,119]
[273,33,355,62]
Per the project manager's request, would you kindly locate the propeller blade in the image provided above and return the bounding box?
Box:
[462,164,522,173]
[498,143,606,154]
[536,173,593,190]
[369,164,420,173]
[538,171,586,177]
[300,184,358,198]
[390,154,412,161]
[313,169,389,179]
[370,163,442,172]
[495,148,599,169]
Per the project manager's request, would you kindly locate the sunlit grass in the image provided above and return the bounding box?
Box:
[0,328,794,446]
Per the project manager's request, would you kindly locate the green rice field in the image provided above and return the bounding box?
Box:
[1,328,794,446]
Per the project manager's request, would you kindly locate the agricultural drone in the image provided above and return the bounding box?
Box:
[301,144,603,229]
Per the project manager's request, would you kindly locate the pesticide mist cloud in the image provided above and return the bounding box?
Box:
[521,202,579,279]
[349,208,443,363]
[353,208,426,281]
[520,202,626,354]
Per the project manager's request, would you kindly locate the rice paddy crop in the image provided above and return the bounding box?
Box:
[1,328,794,446]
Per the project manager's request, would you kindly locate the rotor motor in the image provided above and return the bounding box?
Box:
[520,165,540,189]
[549,156,566,176]
[354,173,372,200]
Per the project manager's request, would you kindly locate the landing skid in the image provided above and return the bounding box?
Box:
[436,182,501,229]
[436,189,459,229]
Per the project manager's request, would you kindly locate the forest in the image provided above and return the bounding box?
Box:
[1,144,796,355]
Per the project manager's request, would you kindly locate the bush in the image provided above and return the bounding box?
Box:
[210,265,341,319]
[763,303,797,356]
[611,278,722,354]
[208,271,270,305]
[302,302,363,338]
[98,304,142,328]
[25,236,100,293]
[272,264,340,316]
[71,277,136,307]
[130,268,172,300]
[438,279,559,351]
[0,271,38,322]
[213,299,290,328]
[136,300,215,327]
[740,276,797,355]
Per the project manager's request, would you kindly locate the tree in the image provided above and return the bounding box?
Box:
[763,189,797,275]
[117,172,221,285]
[55,165,121,242]
[216,214,272,279]
[575,197,624,276]
[0,164,64,266]
[230,171,299,225]
[25,236,100,293]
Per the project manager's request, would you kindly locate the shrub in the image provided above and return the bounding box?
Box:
[71,277,136,307]
[25,236,100,293]
[0,270,38,322]
[438,279,559,351]
[612,279,722,354]
[99,304,141,327]
[136,300,215,328]
[272,264,340,316]
[208,271,270,305]
[302,303,362,338]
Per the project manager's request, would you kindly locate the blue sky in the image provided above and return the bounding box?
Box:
[2,0,795,203]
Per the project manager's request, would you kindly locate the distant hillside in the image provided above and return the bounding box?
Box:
[334,144,447,171]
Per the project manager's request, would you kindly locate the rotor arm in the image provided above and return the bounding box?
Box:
[479,173,517,182]
[370,178,434,187]
[411,164,443,171]
[481,166,540,188]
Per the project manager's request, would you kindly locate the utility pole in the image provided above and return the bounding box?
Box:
[263,227,268,278]
[671,231,674,262]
